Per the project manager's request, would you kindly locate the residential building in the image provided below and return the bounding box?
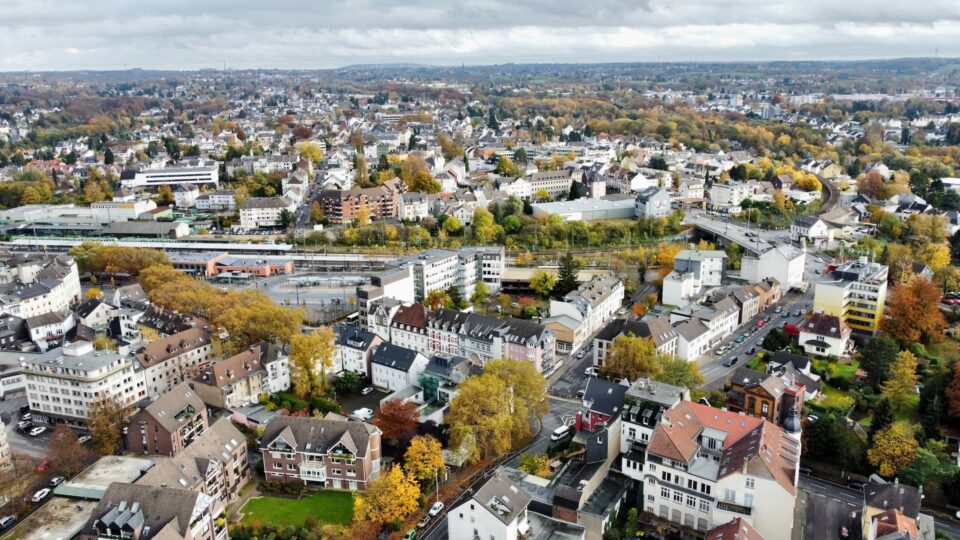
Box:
[725,366,807,426]
[135,328,213,400]
[0,418,9,471]
[260,414,382,490]
[370,342,429,392]
[427,309,556,372]
[78,482,225,540]
[239,197,296,229]
[861,479,926,540]
[0,253,81,319]
[317,183,400,224]
[662,250,727,306]
[21,341,143,426]
[399,192,430,221]
[741,244,806,289]
[26,309,76,348]
[76,298,119,330]
[527,169,574,200]
[730,284,761,325]
[634,187,672,218]
[790,216,833,245]
[394,247,504,303]
[798,312,851,357]
[120,159,220,189]
[673,298,740,361]
[546,276,624,352]
[765,352,822,401]
[643,401,800,539]
[174,184,200,208]
[620,378,688,481]
[191,342,289,409]
[126,382,208,456]
[419,353,473,405]
[813,258,888,334]
[706,518,764,540]
[593,318,678,367]
[710,182,751,207]
[447,472,532,540]
[137,417,249,504]
[194,190,237,211]
[333,324,382,377]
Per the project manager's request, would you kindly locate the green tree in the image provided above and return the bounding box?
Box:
[495,156,517,176]
[103,148,114,165]
[762,329,790,351]
[882,350,919,410]
[655,357,705,389]
[870,397,895,443]
[279,209,294,229]
[556,252,581,296]
[514,147,528,163]
[860,336,900,387]
[470,281,489,307]
[529,271,556,298]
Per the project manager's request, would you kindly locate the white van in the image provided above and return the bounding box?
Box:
[551,425,572,441]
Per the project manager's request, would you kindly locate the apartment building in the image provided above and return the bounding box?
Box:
[21,341,143,426]
[0,254,81,319]
[709,182,751,207]
[798,312,851,357]
[191,342,290,408]
[195,190,237,211]
[400,249,459,301]
[260,414,382,490]
[427,309,556,372]
[79,483,226,540]
[620,379,688,481]
[725,367,807,427]
[672,298,740,360]
[545,276,624,352]
[662,250,727,306]
[332,324,383,377]
[370,343,429,392]
[239,197,296,229]
[813,257,888,334]
[399,191,430,220]
[526,169,574,200]
[741,244,806,290]
[317,183,400,224]
[120,159,220,189]
[634,187,672,218]
[643,401,800,539]
[135,328,213,400]
[356,266,416,328]
[593,318,679,367]
[127,382,208,456]
[137,417,249,504]
[387,303,431,353]
[447,472,533,540]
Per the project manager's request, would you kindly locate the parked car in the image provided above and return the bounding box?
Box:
[846,480,865,491]
[774,306,783,313]
[20,413,30,421]
[403,529,417,540]
[798,465,813,476]
[49,476,64,487]
[722,355,738,367]
[31,489,50,502]
[551,425,572,441]
[735,336,745,344]
[77,435,92,444]
[360,387,374,396]
[36,459,53,472]
[747,346,756,355]
[763,316,771,323]
[15,421,30,430]
[351,408,373,421]
[28,427,46,437]
[0,516,15,530]
[584,366,597,376]
[417,516,431,529]
[428,502,445,517]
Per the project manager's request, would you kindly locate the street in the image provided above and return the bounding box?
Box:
[0,395,51,459]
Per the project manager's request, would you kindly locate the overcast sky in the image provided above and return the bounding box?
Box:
[2,0,959,71]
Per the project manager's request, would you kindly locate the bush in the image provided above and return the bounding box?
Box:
[310,396,340,414]
[547,440,571,457]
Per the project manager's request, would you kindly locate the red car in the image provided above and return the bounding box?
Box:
[35,459,53,472]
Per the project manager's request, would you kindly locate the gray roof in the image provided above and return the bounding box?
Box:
[84,482,205,540]
[135,382,205,434]
[138,417,245,491]
[371,342,422,372]
[583,377,628,418]
[471,471,532,526]
[241,197,290,209]
[864,481,922,519]
[260,414,378,457]
[595,317,677,348]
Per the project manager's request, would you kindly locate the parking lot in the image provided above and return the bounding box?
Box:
[0,395,52,459]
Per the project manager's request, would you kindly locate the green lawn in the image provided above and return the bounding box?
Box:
[241,491,354,527]
[812,358,860,382]
[812,385,855,412]
[926,339,960,362]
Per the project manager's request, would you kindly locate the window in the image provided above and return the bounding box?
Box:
[661,471,672,483]
[724,489,736,502]
[701,485,711,495]
[647,494,655,502]
[649,463,656,472]
[745,494,754,508]
[699,499,710,513]
[686,495,696,508]
[661,487,670,499]
[673,491,683,503]
[687,478,698,491]
[745,478,755,489]
[761,402,769,415]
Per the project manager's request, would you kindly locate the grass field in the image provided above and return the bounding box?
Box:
[241,490,354,527]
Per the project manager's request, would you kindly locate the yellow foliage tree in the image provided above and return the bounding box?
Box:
[601,334,671,382]
[353,465,421,528]
[868,421,919,477]
[403,435,445,485]
[85,288,103,300]
[294,141,323,164]
[289,326,335,397]
[882,350,919,411]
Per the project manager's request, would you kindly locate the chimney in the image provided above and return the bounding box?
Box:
[575,411,583,433]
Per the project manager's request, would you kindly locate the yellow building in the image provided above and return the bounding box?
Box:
[813,258,887,334]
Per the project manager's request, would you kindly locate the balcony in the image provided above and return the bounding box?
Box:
[716,500,753,516]
[300,464,326,483]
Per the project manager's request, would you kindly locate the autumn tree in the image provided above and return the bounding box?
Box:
[354,154,370,187]
[48,424,89,476]
[882,276,946,345]
[601,334,670,382]
[529,271,556,298]
[868,421,919,477]
[156,185,175,205]
[356,202,371,226]
[373,399,421,444]
[85,288,103,300]
[0,453,35,515]
[92,333,116,351]
[882,350,919,411]
[294,140,323,164]
[353,465,421,528]
[471,207,502,244]
[655,357,705,389]
[425,288,452,310]
[945,362,960,419]
[403,435,445,485]
[88,396,127,455]
[289,326,336,397]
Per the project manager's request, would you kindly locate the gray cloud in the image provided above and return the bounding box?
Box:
[0,0,958,70]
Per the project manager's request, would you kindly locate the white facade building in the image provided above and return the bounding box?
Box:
[741,244,806,289]
[710,182,751,207]
[121,160,219,189]
[239,197,296,229]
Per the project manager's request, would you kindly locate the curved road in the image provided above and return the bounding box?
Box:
[813,173,840,217]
